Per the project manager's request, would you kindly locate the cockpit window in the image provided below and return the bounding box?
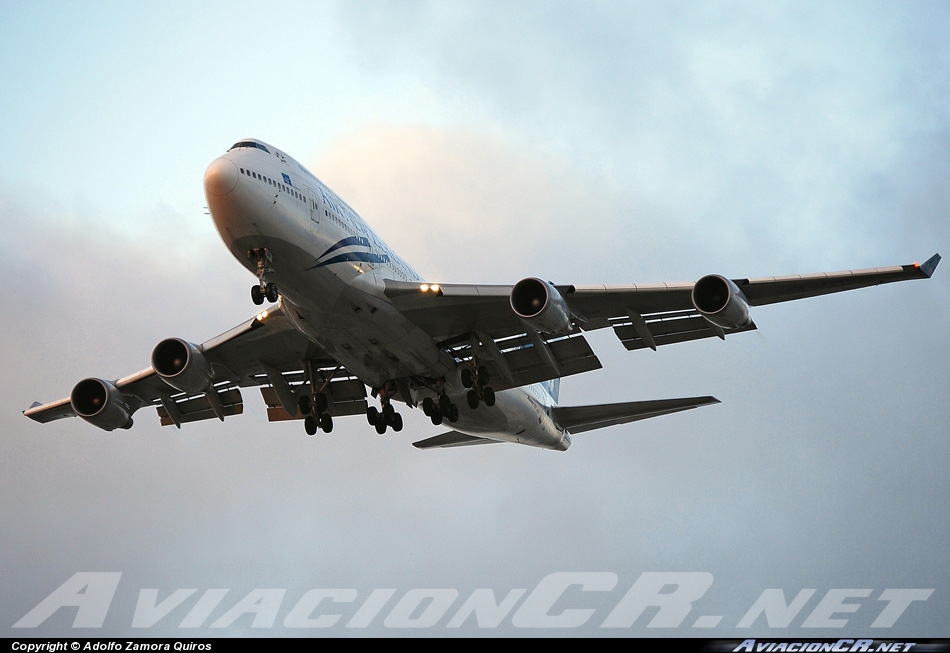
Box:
[228,141,271,154]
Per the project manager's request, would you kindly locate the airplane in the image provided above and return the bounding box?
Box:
[23,138,941,451]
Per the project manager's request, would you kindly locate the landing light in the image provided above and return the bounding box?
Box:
[419,283,441,294]
[256,296,281,321]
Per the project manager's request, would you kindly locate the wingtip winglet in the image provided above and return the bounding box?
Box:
[920,253,941,278]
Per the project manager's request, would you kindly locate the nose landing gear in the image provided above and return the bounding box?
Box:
[249,248,279,305]
[251,282,279,306]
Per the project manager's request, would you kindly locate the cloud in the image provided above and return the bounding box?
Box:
[2,0,948,637]
[309,122,726,287]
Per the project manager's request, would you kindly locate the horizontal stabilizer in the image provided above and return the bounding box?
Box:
[553,396,720,434]
[412,430,501,449]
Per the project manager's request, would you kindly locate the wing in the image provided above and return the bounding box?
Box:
[384,254,940,388]
[23,303,366,430]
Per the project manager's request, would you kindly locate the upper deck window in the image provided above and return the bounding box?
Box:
[228,141,271,154]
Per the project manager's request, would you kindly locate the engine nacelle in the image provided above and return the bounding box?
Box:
[151,338,213,394]
[510,277,573,335]
[692,274,753,330]
[70,378,134,431]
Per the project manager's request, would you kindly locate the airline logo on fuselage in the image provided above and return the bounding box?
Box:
[307,236,391,270]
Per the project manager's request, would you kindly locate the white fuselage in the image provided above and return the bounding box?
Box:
[203,139,571,451]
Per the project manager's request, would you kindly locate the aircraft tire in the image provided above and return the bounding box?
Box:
[304,416,318,436]
[313,393,328,413]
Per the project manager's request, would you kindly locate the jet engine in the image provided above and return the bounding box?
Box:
[510,277,573,335]
[70,378,134,431]
[691,274,753,330]
[151,338,214,394]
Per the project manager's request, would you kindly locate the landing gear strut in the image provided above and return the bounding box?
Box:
[462,364,495,410]
[299,362,340,436]
[249,248,278,305]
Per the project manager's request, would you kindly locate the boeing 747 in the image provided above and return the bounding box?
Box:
[23,139,941,450]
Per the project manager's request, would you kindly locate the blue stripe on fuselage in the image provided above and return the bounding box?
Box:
[305,251,391,270]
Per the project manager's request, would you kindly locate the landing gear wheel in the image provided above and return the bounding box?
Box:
[478,366,490,385]
[251,285,264,305]
[312,393,328,414]
[319,413,333,433]
[367,406,379,426]
[467,389,480,409]
[375,420,388,435]
[298,395,312,415]
[483,387,495,407]
[439,394,452,414]
[430,412,443,426]
[461,368,474,388]
[382,403,396,422]
[448,404,459,423]
[304,415,318,436]
[265,282,279,303]
[391,413,403,432]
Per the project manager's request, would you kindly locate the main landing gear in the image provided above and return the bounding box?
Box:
[367,402,404,435]
[421,392,459,426]
[461,365,495,410]
[367,382,404,434]
[249,248,279,305]
[299,392,333,436]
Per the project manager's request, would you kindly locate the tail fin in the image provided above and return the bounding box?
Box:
[543,378,561,404]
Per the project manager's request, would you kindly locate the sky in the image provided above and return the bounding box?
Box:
[1,0,948,639]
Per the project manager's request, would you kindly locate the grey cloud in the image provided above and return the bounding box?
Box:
[2,0,948,638]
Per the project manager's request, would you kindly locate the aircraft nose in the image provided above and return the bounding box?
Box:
[204,157,239,197]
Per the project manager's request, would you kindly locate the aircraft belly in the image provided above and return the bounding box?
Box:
[449,388,571,451]
[279,286,454,388]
